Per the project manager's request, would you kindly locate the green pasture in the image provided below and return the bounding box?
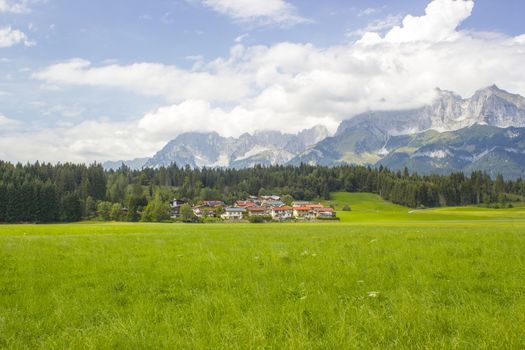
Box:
[326,192,525,222]
[0,193,524,349]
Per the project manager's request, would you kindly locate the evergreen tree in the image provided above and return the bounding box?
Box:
[61,193,82,222]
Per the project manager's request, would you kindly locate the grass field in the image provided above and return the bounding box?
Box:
[1,193,524,349]
[326,192,525,222]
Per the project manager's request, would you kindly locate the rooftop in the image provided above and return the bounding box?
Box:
[272,206,292,211]
[248,207,267,211]
[225,207,247,212]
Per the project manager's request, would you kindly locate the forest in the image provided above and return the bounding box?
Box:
[0,160,523,223]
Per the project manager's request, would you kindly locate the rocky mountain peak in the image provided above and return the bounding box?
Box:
[104,85,525,178]
[139,125,331,169]
[481,84,505,93]
[297,125,330,142]
[423,84,525,131]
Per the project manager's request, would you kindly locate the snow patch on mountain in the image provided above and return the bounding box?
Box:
[143,125,330,169]
[235,146,272,161]
[412,150,449,159]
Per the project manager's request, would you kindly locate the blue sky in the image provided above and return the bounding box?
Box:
[4,0,524,63]
[0,0,524,162]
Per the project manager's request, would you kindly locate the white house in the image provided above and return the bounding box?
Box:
[271,206,293,220]
[192,205,216,218]
[170,199,188,219]
[247,207,269,217]
[317,208,336,219]
[293,206,316,220]
[221,207,246,221]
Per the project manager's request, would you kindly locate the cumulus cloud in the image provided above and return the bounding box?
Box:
[0,119,163,163]
[0,26,33,48]
[198,0,310,26]
[137,99,339,139]
[346,14,403,39]
[387,0,473,42]
[34,58,250,103]
[358,0,474,44]
[0,0,28,13]
[8,0,525,163]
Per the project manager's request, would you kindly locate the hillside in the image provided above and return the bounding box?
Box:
[325,192,525,222]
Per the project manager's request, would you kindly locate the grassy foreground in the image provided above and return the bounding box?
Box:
[1,194,525,349]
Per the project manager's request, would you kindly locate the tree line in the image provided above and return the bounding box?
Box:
[1,161,524,223]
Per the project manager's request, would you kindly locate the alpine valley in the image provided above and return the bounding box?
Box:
[104,85,525,179]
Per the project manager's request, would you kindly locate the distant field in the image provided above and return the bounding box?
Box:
[1,194,524,349]
[326,192,525,222]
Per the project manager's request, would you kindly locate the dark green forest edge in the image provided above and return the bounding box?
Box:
[0,161,522,223]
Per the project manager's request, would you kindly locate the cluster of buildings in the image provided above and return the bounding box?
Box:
[170,195,336,221]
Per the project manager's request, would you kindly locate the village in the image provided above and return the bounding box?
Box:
[170,195,337,222]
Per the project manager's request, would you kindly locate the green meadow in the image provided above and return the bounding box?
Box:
[1,193,524,349]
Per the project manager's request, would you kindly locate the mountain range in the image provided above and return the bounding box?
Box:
[141,125,330,169]
[104,85,525,179]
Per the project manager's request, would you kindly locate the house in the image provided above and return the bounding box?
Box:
[305,204,324,210]
[271,206,293,220]
[235,201,257,208]
[293,206,317,220]
[192,205,216,218]
[203,200,225,208]
[261,195,281,201]
[317,208,336,219]
[221,207,246,221]
[170,199,188,218]
[263,200,285,208]
[292,201,311,207]
[247,207,269,217]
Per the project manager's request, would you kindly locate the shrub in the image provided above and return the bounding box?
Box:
[248,216,272,223]
[96,201,113,221]
[342,205,352,211]
[110,203,124,221]
[141,194,171,222]
[180,203,196,223]
[203,217,223,223]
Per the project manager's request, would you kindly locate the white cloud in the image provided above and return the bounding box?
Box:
[360,0,474,44]
[0,119,162,163]
[43,104,85,119]
[0,114,21,135]
[0,0,28,13]
[184,55,204,62]
[358,7,379,17]
[0,26,33,48]
[198,0,310,26]
[347,14,403,38]
[0,114,18,126]
[137,99,339,139]
[34,58,250,103]
[235,33,249,43]
[8,0,525,163]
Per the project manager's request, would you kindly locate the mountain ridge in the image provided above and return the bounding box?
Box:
[103,85,525,178]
